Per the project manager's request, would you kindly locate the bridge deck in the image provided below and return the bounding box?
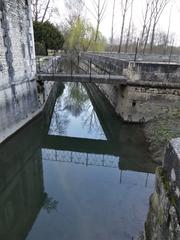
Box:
[38,73,127,84]
[38,73,180,88]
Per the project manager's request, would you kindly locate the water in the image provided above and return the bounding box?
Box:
[0,82,156,240]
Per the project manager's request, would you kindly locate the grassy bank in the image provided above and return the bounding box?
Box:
[144,112,180,164]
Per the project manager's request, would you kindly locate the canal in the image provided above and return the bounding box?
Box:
[0,82,156,240]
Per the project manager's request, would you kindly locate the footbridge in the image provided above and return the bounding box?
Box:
[37,52,180,88]
[37,52,180,123]
[38,73,127,85]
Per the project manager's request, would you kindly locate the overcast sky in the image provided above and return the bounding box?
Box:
[54,0,180,45]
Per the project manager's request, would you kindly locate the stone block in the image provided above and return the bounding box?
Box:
[0,0,38,135]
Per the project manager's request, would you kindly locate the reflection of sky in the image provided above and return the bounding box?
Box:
[49,84,106,140]
[27,155,155,240]
[27,83,155,240]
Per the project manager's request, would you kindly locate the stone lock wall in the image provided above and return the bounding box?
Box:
[0,0,38,133]
[98,83,180,123]
[144,138,180,240]
[124,62,180,83]
[82,53,180,123]
[116,85,180,122]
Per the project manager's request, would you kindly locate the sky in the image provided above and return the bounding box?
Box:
[53,0,180,45]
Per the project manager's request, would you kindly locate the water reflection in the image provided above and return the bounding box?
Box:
[0,81,157,240]
[46,82,156,173]
[26,82,157,239]
[0,118,44,240]
[49,83,106,139]
[42,148,152,188]
[0,83,64,240]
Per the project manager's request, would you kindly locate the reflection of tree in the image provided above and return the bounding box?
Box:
[82,102,104,137]
[63,83,89,117]
[49,83,104,138]
[43,193,59,214]
[49,97,70,135]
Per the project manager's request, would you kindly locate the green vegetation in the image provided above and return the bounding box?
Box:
[64,18,107,52]
[157,207,163,225]
[157,167,177,206]
[144,112,180,163]
[33,21,64,55]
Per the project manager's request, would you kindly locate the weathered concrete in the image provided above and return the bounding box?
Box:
[97,83,180,122]
[80,52,180,123]
[81,52,180,83]
[0,0,38,138]
[144,138,180,240]
[38,73,127,84]
[86,52,180,63]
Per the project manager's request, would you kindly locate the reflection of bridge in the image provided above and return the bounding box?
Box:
[42,135,156,174]
[42,81,156,174]
[42,148,152,187]
[42,149,119,168]
[43,135,119,156]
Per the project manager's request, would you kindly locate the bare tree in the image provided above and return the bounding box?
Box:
[88,0,107,42]
[32,0,59,22]
[140,0,153,48]
[149,0,170,53]
[163,5,172,54]
[118,0,131,53]
[142,0,156,53]
[64,0,85,27]
[110,0,116,48]
[125,0,133,53]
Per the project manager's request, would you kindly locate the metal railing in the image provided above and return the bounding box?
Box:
[42,149,119,168]
[36,55,68,74]
[83,51,180,64]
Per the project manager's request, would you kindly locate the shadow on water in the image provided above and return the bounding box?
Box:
[43,82,156,174]
[0,83,64,240]
[0,81,157,240]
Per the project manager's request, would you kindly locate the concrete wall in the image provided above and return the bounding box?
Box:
[144,138,180,240]
[124,62,180,83]
[81,53,180,83]
[0,0,38,133]
[98,83,180,122]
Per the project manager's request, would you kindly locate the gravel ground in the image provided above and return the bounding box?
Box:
[144,112,180,164]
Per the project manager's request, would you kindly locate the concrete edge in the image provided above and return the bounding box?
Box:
[170,138,180,159]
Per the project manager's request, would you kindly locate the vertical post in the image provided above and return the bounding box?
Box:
[71,59,73,76]
[89,60,92,81]
[55,150,58,161]
[145,173,149,188]
[57,58,61,73]
[78,54,80,66]
[86,153,88,167]
[71,152,73,162]
[134,38,139,62]
[77,54,80,74]
[109,62,111,78]
[167,40,174,80]
[38,57,41,73]
[52,59,54,75]
[55,58,56,74]
[120,170,123,184]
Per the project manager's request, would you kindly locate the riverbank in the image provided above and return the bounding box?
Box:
[144,111,180,164]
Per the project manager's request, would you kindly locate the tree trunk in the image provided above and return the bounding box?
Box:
[41,0,51,23]
[110,0,116,49]
[118,0,129,53]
